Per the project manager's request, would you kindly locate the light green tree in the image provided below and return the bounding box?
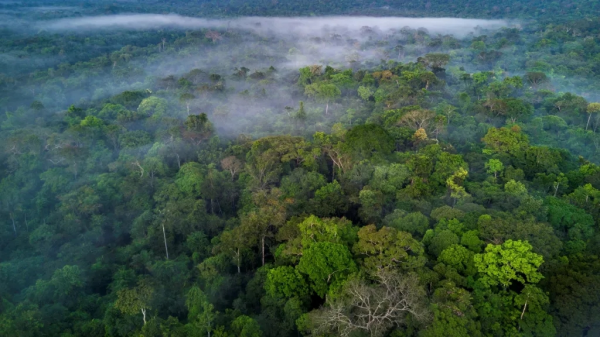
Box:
[474,240,544,288]
[586,102,600,130]
[186,286,215,337]
[265,266,310,300]
[446,167,470,205]
[485,159,504,181]
[357,86,374,101]
[305,82,341,115]
[138,96,167,117]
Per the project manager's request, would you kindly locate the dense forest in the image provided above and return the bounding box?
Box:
[1,1,600,337]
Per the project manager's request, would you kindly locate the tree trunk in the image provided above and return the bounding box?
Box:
[9,212,16,236]
[162,223,169,260]
[236,248,241,274]
[325,101,329,115]
[261,236,265,266]
[134,160,144,177]
[141,308,147,325]
[520,299,528,320]
[586,113,592,130]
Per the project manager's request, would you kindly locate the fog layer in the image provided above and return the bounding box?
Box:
[41,14,508,37]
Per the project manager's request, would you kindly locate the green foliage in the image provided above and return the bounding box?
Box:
[482,126,529,156]
[2,5,600,336]
[345,124,395,160]
[265,266,309,300]
[231,315,263,337]
[357,86,374,101]
[354,225,424,274]
[474,240,544,288]
[296,242,357,297]
[545,197,595,245]
[186,286,215,336]
[485,159,504,180]
[427,229,460,257]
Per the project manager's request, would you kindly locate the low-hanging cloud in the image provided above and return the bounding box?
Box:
[41,14,508,38]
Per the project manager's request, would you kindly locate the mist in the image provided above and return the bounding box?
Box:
[2,3,600,337]
[0,13,509,115]
[41,14,508,38]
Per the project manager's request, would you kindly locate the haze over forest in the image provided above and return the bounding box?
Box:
[1,1,600,337]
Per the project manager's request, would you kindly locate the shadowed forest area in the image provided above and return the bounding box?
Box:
[1,1,600,337]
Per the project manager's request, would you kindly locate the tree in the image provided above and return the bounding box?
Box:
[245,135,314,190]
[296,242,357,297]
[427,229,460,257]
[184,113,213,146]
[358,86,374,101]
[422,281,481,337]
[504,98,533,123]
[303,271,429,337]
[186,286,216,337]
[402,70,438,90]
[265,266,310,300]
[138,96,167,117]
[482,126,529,156]
[435,102,457,125]
[240,188,288,266]
[398,109,437,131]
[485,159,504,181]
[296,101,307,123]
[446,167,470,205]
[358,188,384,224]
[215,226,252,273]
[420,53,451,71]
[474,240,544,288]
[353,225,424,274]
[586,102,600,131]
[231,316,262,337]
[545,197,595,249]
[311,180,348,216]
[180,93,196,115]
[345,124,394,161]
[385,211,430,238]
[111,91,147,110]
[220,156,242,181]
[524,72,549,88]
[292,215,357,251]
[304,82,341,115]
[115,280,154,325]
[205,31,222,43]
[313,131,352,178]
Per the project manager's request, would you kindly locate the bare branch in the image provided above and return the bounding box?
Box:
[306,271,430,337]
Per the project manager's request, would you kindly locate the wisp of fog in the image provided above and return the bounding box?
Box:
[41,14,508,38]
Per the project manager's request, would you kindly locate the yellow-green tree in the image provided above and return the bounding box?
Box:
[115,280,154,325]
